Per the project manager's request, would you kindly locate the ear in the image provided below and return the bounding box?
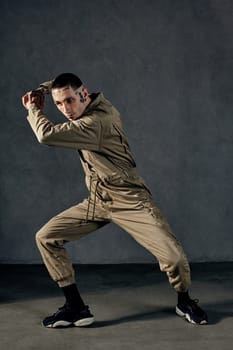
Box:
[82,87,89,97]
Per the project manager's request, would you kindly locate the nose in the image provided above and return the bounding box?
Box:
[63,102,71,114]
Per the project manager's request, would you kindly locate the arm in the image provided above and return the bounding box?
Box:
[22,89,102,151]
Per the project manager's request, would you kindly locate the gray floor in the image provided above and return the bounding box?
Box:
[0,263,232,350]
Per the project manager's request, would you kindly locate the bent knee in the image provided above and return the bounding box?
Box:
[35,226,50,244]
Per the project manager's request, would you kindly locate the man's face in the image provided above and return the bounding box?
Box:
[51,85,87,120]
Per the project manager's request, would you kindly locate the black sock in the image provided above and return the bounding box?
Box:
[177,291,190,305]
[61,284,85,311]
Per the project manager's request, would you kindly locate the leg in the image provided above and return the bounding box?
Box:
[36,198,108,287]
[111,196,207,324]
[111,200,191,292]
[37,199,109,328]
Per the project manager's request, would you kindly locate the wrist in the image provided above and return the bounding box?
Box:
[29,102,43,112]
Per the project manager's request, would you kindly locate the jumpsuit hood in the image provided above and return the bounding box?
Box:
[77,92,137,181]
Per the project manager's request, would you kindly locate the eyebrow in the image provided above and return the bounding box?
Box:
[52,86,79,104]
[54,96,74,104]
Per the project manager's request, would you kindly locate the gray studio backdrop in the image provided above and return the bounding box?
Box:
[0,0,232,264]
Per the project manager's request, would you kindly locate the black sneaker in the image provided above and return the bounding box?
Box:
[176,299,208,325]
[42,304,94,328]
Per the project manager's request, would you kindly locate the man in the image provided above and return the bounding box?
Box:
[22,73,208,328]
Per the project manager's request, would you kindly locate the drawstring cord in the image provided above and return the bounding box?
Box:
[85,176,92,222]
[86,175,99,222]
[92,180,98,221]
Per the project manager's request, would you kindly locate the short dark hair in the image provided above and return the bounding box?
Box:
[52,73,83,90]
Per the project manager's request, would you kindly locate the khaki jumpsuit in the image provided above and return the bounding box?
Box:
[27,92,191,291]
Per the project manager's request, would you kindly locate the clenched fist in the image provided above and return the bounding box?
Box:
[22,90,45,110]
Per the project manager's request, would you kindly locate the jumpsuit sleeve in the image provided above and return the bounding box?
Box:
[27,104,102,151]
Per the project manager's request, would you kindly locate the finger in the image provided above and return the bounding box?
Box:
[28,91,33,103]
[22,93,29,108]
[22,91,33,108]
[30,91,45,109]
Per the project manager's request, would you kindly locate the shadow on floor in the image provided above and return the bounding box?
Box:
[0,263,232,326]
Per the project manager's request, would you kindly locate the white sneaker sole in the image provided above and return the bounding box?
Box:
[45,317,95,328]
[176,306,207,325]
[74,316,95,327]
